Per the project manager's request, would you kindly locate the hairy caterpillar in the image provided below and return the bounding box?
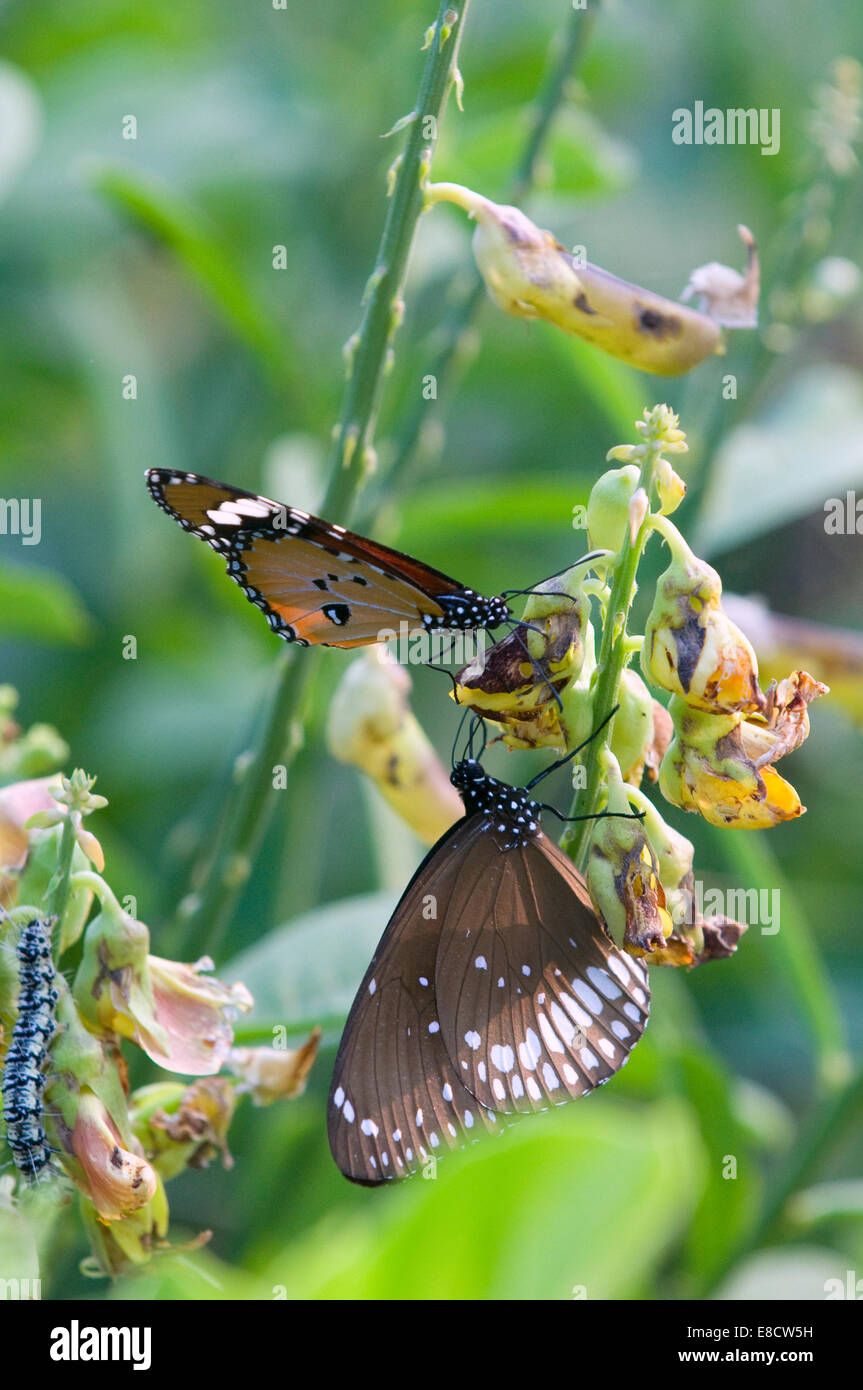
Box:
[1,918,57,1181]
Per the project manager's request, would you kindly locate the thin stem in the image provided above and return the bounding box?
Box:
[509,1,602,205]
[701,1066,863,1296]
[367,0,602,508]
[45,812,79,960]
[324,0,470,518]
[560,466,658,868]
[174,2,469,958]
[708,825,850,1091]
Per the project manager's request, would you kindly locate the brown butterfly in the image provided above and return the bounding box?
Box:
[328,752,650,1184]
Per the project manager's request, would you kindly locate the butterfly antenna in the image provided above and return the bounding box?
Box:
[540,805,647,825]
[524,704,620,790]
[501,620,565,713]
[498,551,611,601]
[450,706,473,770]
[424,660,461,698]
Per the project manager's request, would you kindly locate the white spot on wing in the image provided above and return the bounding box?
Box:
[490,1044,515,1073]
[587,965,622,1000]
[572,978,604,1013]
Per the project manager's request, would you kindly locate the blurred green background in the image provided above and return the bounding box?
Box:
[1,0,863,1299]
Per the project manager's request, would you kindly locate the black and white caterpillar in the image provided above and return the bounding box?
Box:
[1,918,57,1181]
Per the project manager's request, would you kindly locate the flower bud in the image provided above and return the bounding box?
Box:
[642,526,765,714]
[13,825,95,953]
[328,647,463,843]
[655,456,686,515]
[609,670,655,785]
[587,466,641,554]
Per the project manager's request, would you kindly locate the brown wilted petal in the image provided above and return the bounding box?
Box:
[227,1028,322,1105]
[151,1078,236,1170]
[694,917,748,964]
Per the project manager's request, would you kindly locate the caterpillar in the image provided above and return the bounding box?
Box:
[1,918,57,1181]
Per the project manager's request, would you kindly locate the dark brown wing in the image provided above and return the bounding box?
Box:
[327,817,649,1184]
[327,818,499,1184]
[145,469,490,647]
[434,830,650,1113]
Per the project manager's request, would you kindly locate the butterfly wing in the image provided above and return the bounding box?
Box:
[434,829,649,1112]
[328,815,649,1184]
[328,818,500,1185]
[146,469,480,647]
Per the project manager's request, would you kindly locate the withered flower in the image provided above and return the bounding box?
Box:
[659,674,828,828]
[69,1089,157,1222]
[227,1027,321,1106]
[585,754,673,954]
[454,567,592,752]
[642,524,765,715]
[424,184,726,375]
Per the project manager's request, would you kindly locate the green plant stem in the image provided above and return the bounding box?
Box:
[45,812,79,959]
[561,461,655,868]
[325,0,470,518]
[174,1,469,958]
[702,1066,863,1296]
[708,825,850,1091]
[370,0,600,507]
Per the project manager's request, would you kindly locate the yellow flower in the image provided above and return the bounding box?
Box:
[642,525,765,715]
[424,184,725,375]
[453,566,593,752]
[659,673,828,828]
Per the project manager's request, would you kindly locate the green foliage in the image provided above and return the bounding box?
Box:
[1,0,862,1301]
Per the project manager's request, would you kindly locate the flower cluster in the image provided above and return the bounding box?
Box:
[337,405,828,971]
[0,719,319,1276]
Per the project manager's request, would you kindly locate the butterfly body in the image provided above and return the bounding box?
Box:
[328,761,650,1184]
[146,469,511,647]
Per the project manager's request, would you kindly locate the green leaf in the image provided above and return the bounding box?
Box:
[0,560,92,645]
[0,61,42,204]
[224,890,398,1034]
[788,1179,863,1229]
[442,107,637,197]
[674,1049,760,1287]
[266,1097,706,1299]
[694,365,863,556]
[92,164,293,391]
[715,1246,858,1300]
